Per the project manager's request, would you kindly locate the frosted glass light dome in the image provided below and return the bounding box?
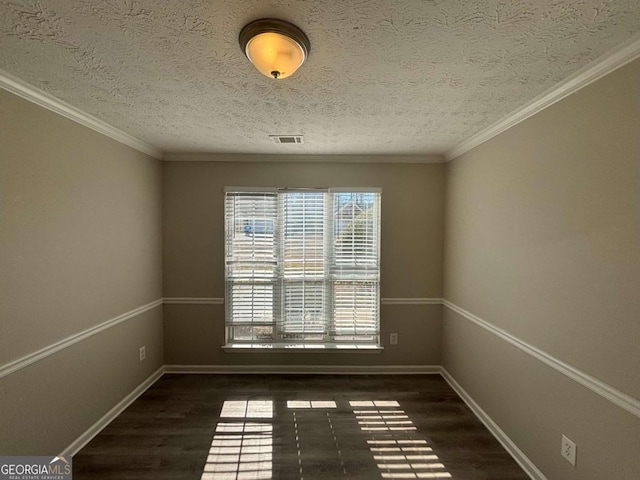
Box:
[240,19,310,80]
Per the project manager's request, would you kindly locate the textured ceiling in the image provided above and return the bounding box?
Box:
[1,0,640,156]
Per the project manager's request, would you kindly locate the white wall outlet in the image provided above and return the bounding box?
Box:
[139,345,146,362]
[389,333,398,345]
[561,434,577,466]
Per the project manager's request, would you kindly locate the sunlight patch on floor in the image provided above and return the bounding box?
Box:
[357,401,453,479]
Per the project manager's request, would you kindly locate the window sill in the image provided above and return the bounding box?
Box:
[222,343,383,353]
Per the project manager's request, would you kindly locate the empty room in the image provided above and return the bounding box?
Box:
[1,1,639,479]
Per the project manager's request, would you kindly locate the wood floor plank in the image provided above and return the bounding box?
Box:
[73,374,529,479]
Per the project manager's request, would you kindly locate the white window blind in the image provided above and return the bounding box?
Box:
[224,190,278,342]
[225,187,381,346]
[330,191,380,341]
[280,191,328,340]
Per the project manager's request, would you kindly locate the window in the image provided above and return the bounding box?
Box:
[224,187,381,348]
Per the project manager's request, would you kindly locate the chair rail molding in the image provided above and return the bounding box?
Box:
[0,299,163,379]
[164,297,443,306]
[163,297,224,304]
[443,300,640,419]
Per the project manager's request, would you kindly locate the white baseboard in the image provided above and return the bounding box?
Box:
[164,364,440,375]
[440,367,547,480]
[61,366,164,457]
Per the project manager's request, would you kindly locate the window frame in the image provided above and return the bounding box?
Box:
[223,186,382,351]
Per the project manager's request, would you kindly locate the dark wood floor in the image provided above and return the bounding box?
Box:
[73,374,529,479]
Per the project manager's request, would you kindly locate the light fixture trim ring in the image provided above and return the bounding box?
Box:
[239,18,311,61]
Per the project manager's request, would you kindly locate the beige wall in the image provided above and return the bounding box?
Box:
[443,58,640,478]
[162,160,444,365]
[0,89,163,454]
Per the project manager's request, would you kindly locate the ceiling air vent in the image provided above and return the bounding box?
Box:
[269,135,304,144]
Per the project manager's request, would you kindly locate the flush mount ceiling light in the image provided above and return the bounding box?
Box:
[239,18,310,80]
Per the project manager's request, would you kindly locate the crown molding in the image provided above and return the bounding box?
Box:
[446,34,640,161]
[5,32,639,165]
[0,69,163,160]
[162,153,445,164]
